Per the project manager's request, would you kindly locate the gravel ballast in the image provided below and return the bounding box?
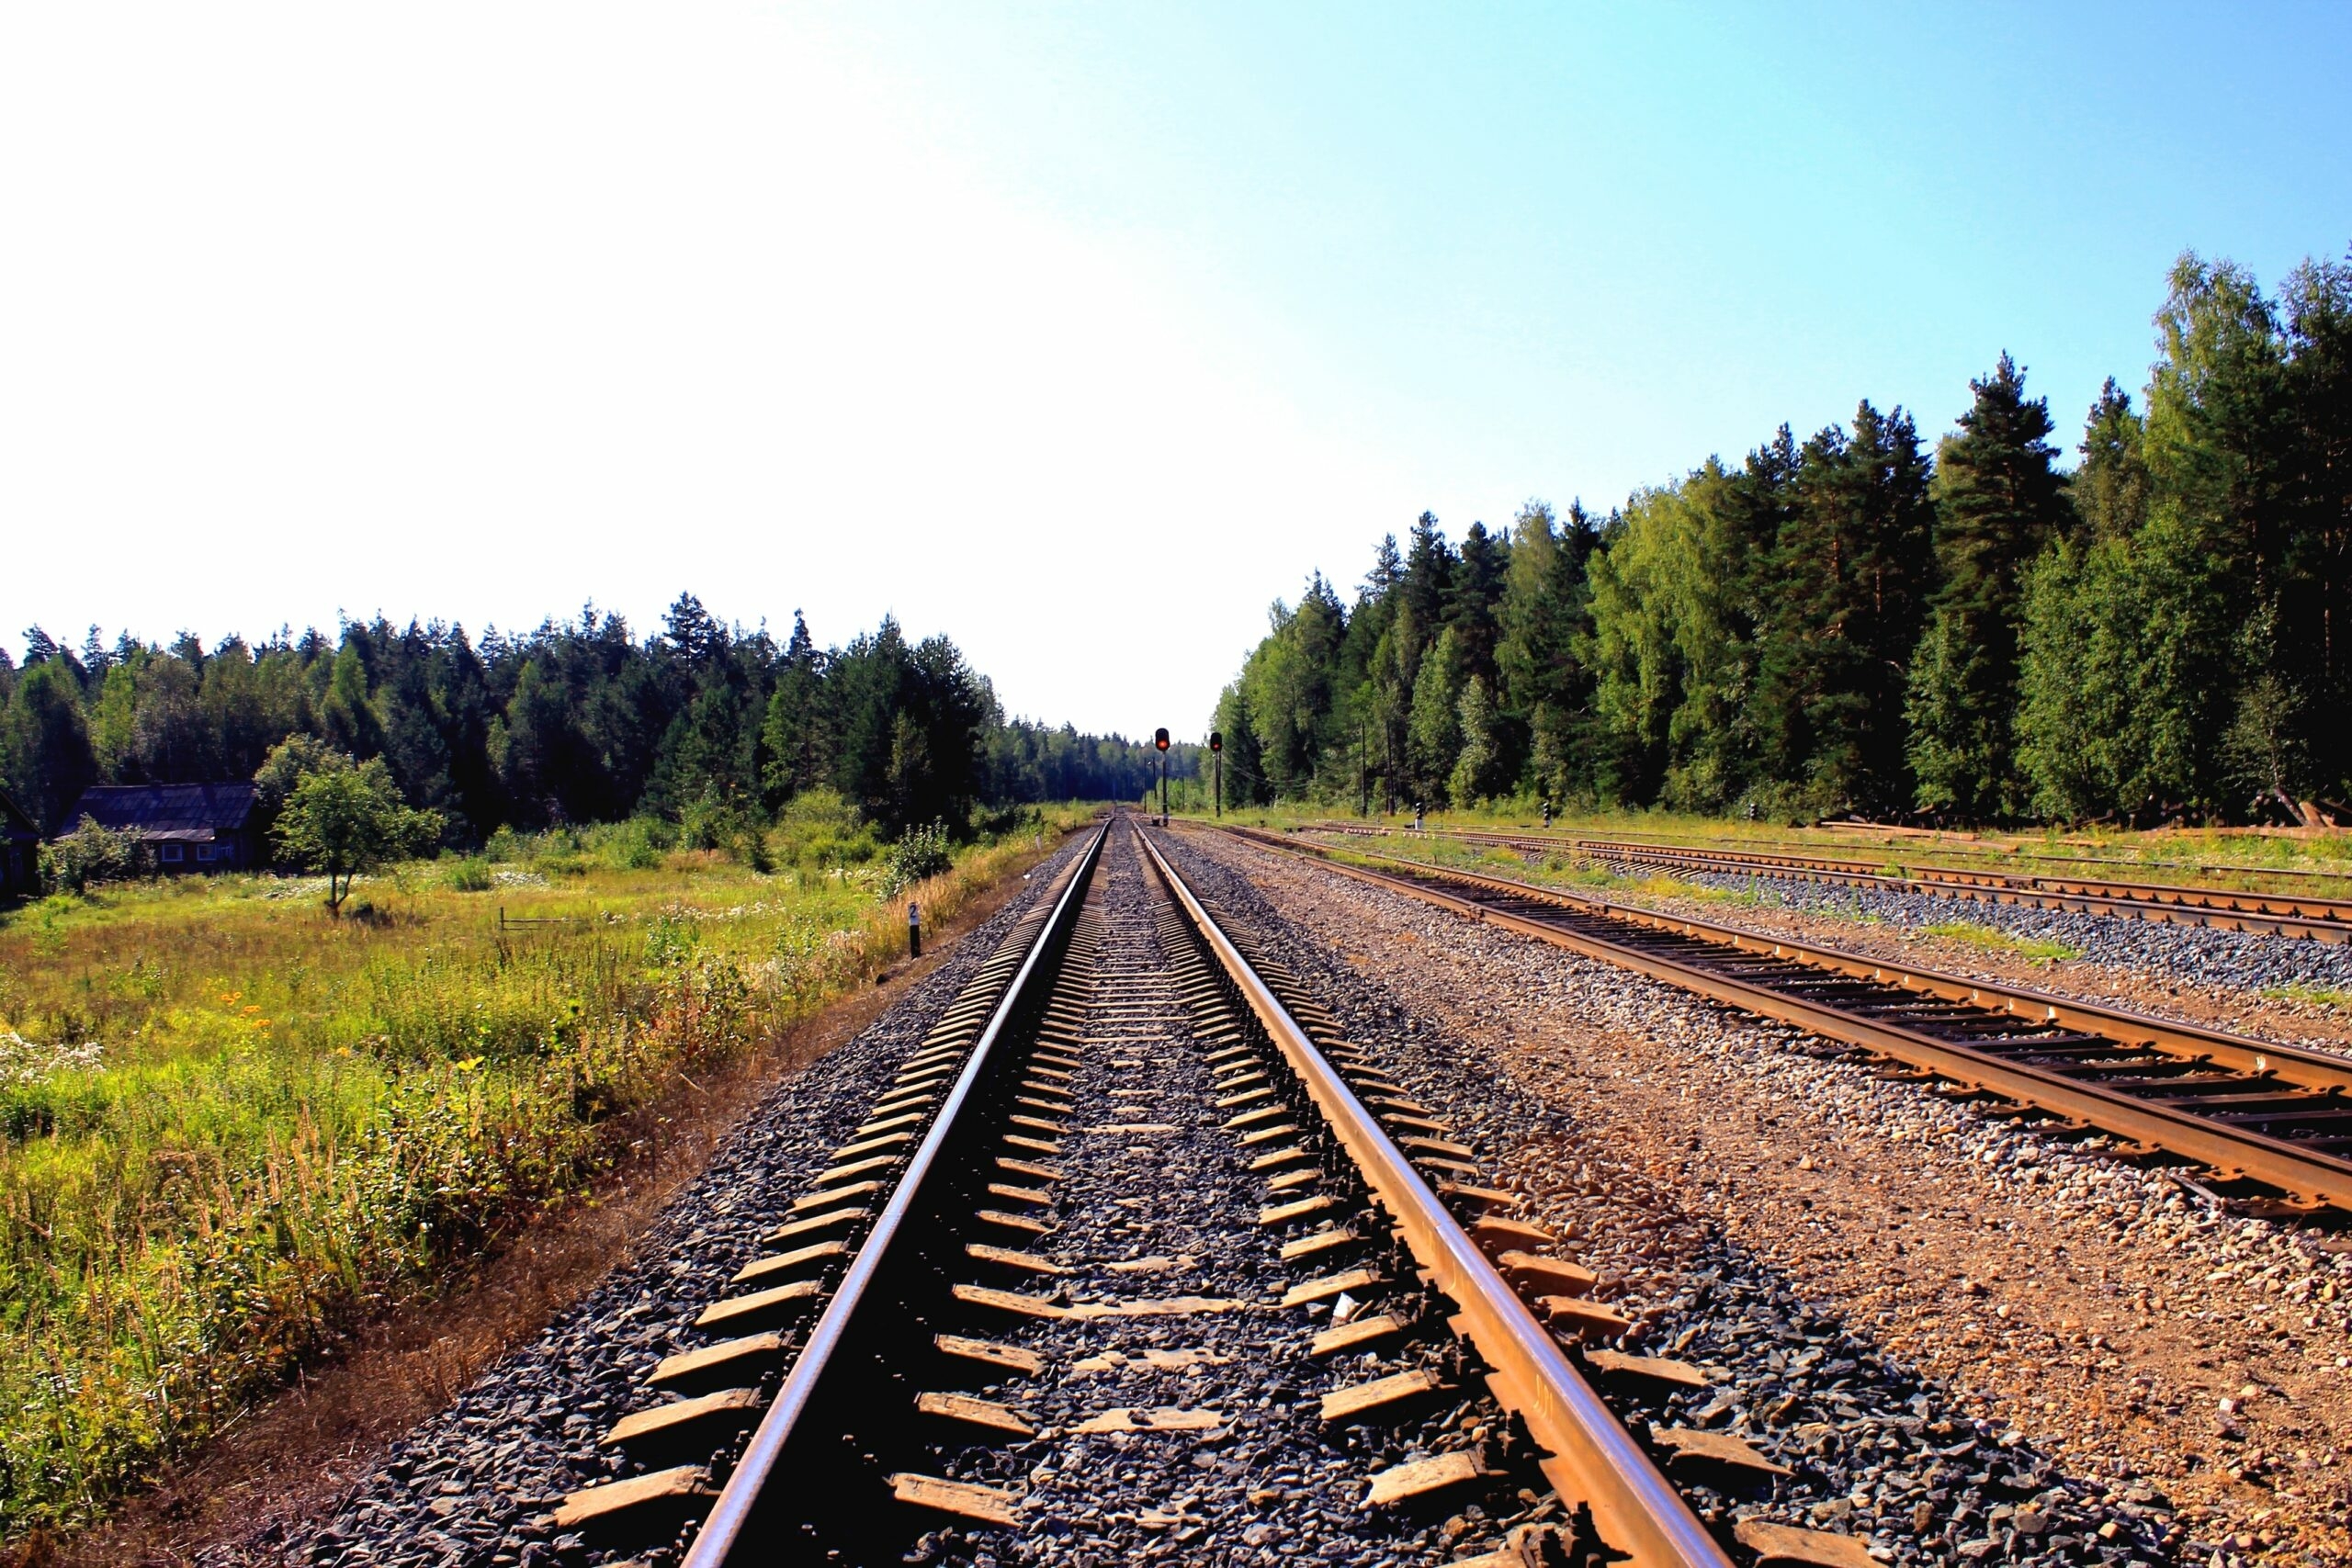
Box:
[904,824,1544,1567]
[1443,840,2352,1056]
[1164,828,2352,1568]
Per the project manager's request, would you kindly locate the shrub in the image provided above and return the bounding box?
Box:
[677,795,770,871]
[880,820,954,897]
[40,818,153,893]
[645,913,701,966]
[443,856,493,892]
[580,818,669,872]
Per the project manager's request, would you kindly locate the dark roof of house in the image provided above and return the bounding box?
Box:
[0,789,35,842]
[69,783,258,840]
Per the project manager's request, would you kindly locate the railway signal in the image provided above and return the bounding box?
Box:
[1154,728,1170,824]
[1209,730,1223,818]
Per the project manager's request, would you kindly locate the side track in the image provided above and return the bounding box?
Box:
[1300,822,2352,943]
[1232,825,2352,1218]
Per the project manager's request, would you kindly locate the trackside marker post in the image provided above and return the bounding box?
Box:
[908,900,921,958]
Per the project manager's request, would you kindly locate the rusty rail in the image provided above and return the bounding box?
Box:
[1220,825,2352,1215]
[1137,827,1735,1568]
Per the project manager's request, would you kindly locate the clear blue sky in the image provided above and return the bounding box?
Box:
[4,2,2347,737]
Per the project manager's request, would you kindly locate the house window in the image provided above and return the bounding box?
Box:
[159,843,185,863]
[196,844,216,862]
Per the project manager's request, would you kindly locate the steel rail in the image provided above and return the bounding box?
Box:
[1301,822,2352,940]
[1136,827,1735,1568]
[681,820,1110,1568]
[1218,826,2352,1214]
[1566,835,2352,931]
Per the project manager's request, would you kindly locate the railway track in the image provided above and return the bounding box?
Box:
[1300,821,2352,943]
[1224,825,2352,1220]
[542,815,1880,1567]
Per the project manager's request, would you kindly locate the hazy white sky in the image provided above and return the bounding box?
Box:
[6,4,2349,737]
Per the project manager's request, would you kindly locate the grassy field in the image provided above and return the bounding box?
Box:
[1182,798,2352,899]
[0,795,1091,1535]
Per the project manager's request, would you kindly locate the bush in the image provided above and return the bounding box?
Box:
[581,818,670,872]
[40,818,153,894]
[677,794,769,871]
[879,820,954,897]
[1730,780,1830,827]
[443,856,493,892]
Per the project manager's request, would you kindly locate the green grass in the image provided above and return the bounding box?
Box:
[1919,920,2079,962]
[0,795,1090,1536]
[1197,798,2352,897]
[2260,984,2352,1010]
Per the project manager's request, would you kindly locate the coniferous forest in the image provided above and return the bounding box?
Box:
[0,593,1170,844]
[1214,248,2352,827]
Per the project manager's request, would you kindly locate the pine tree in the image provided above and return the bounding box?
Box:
[0,659,96,833]
[1905,354,2067,818]
[2278,252,2352,806]
[1754,402,1935,814]
[1397,513,1454,692]
[379,641,458,824]
[1448,521,1510,684]
[2074,379,2149,539]
[322,643,383,760]
[489,658,573,826]
[760,611,829,809]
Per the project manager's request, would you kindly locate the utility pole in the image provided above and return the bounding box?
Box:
[1359,716,1367,818]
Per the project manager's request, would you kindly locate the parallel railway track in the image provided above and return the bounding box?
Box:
[546,816,1882,1567]
[1226,825,2352,1219]
[1301,821,2352,943]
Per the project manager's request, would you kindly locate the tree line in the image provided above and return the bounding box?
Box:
[0,594,1165,846]
[1215,246,2352,826]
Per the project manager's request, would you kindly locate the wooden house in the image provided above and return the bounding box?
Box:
[66,783,264,873]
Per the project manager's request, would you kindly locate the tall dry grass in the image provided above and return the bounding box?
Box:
[0,799,1091,1534]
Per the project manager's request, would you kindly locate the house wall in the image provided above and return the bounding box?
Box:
[150,836,250,874]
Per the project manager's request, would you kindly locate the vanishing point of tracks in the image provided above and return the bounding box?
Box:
[544,814,1876,1567]
[1238,825,2352,1220]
